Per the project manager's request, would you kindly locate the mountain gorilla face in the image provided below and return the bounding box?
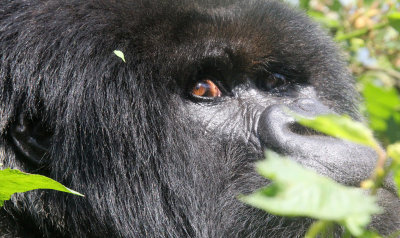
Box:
[0,0,400,237]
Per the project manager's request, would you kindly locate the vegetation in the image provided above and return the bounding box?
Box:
[303,0,400,146]
[0,167,83,206]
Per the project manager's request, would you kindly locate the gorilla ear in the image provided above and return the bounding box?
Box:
[9,113,52,166]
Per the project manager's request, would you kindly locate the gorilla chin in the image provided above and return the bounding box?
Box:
[0,0,399,237]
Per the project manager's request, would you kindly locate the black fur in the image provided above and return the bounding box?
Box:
[1,0,399,237]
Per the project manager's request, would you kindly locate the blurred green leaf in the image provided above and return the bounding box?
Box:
[299,0,310,10]
[330,0,341,12]
[349,38,366,52]
[377,56,395,70]
[360,230,384,238]
[362,82,400,144]
[296,114,379,149]
[240,151,381,236]
[388,143,400,163]
[0,169,84,206]
[308,11,340,29]
[388,12,400,32]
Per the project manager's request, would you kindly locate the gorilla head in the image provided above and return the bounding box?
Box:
[0,0,399,237]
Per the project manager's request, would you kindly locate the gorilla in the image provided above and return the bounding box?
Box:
[0,0,399,237]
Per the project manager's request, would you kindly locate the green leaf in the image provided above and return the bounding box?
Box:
[240,151,381,236]
[359,230,383,238]
[329,0,341,12]
[0,169,84,206]
[362,82,400,144]
[296,114,379,149]
[388,12,400,33]
[299,0,310,10]
[388,143,400,162]
[363,82,400,113]
[389,143,400,198]
[308,11,340,29]
[113,50,126,63]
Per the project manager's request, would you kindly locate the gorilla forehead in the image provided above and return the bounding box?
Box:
[140,1,357,116]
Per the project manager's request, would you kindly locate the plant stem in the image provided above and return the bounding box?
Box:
[370,145,388,195]
[305,220,332,238]
[335,22,388,41]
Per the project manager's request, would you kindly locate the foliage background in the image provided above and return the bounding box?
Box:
[289,0,400,145]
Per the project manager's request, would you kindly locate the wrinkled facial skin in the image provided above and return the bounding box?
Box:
[0,0,399,237]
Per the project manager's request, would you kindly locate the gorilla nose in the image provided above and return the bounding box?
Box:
[257,98,379,187]
[257,98,332,154]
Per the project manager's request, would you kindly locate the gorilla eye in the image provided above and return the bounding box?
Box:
[191,79,222,98]
[256,73,288,91]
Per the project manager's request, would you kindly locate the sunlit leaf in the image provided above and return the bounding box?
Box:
[388,12,400,33]
[362,82,400,144]
[296,114,379,149]
[388,143,400,162]
[113,50,126,63]
[0,169,84,206]
[240,151,381,236]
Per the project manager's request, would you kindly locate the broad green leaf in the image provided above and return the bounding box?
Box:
[363,82,400,111]
[240,151,381,236]
[297,114,379,149]
[388,12,400,33]
[113,50,126,63]
[0,169,84,206]
[362,82,400,144]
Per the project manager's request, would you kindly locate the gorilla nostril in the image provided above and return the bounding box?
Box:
[288,122,325,137]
